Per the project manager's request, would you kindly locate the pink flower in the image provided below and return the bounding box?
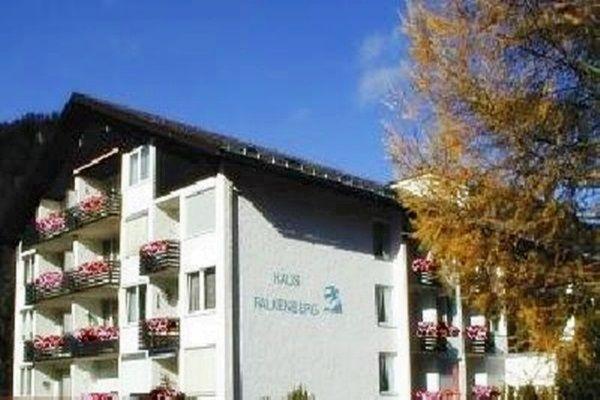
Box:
[145,318,176,335]
[78,195,107,214]
[472,385,501,400]
[82,392,118,400]
[412,257,437,273]
[35,212,66,235]
[73,326,119,343]
[466,325,490,341]
[33,334,65,351]
[414,389,441,400]
[149,385,183,400]
[416,321,460,338]
[34,271,65,290]
[140,240,169,257]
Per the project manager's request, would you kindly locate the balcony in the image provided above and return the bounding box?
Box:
[416,321,460,353]
[24,326,119,363]
[139,240,180,276]
[30,260,120,304]
[24,191,120,251]
[139,317,180,355]
[465,326,495,354]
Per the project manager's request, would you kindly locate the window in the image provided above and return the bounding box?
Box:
[184,189,215,238]
[184,347,216,395]
[204,267,216,309]
[126,285,146,323]
[379,353,396,393]
[129,145,150,186]
[140,146,149,180]
[124,214,148,257]
[21,310,33,340]
[20,367,32,396]
[373,221,391,259]
[187,267,216,313]
[375,286,394,325]
[23,255,34,285]
[187,272,200,312]
[426,372,440,392]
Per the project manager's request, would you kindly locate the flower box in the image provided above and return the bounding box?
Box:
[32,334,69,359]
[466,325,493,353]
[149,386,185,400]
[411,257,438,285]
[78,194,108,215]
[140,318,180,353]
[82,393,118,400]
[416,321,460,352]
[33,271,71,300]
[35,212,67,237]
[414,389,460,400]
[139,240,180,275]
[72,325,119,357]
[472,385,501,400]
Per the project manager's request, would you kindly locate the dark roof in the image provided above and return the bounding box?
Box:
[63,92,396,201]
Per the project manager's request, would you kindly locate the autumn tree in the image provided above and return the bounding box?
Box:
[388,0,598,392]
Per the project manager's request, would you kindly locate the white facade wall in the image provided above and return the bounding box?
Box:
[12,141,557,400]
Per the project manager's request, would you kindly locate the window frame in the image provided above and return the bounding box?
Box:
[128,145,150,187]
[183,188,216,239]
[20,366,32,396]
[375,285,395,327]
[125,284,146,325]
[186,267,216,315]
[372,221,392,260]
[378,352,397,395]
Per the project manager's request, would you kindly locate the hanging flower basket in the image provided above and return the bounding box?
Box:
[34,271,66,290]
[33,334,66,352]
[82,393,118,400]
[35,212,67,237]
[411,257,438,285]
[472,385,501,400]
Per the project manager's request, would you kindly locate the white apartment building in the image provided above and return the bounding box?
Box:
[12,94,552,400]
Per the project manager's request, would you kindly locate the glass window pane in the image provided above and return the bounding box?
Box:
[188,272,200,312]
[139,285,146,321]
[129,152,139,186]
[125,214,148,257]
[126,287,137,323]
[204,267,216,309]
[140,146,149,180]
[373,222,391,259]
[184,189,215,238]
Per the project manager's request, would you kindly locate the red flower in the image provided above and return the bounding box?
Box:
[79,195,107,214]
[76,260,110,277]
[74,325,119,343]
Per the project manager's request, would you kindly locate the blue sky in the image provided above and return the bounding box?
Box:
[0,1,408,182]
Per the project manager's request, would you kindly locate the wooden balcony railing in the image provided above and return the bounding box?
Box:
[139,240,180,276]
[467,337,495,354]
[24,328,119,362]
[139,318,180,354]
[24,190,120,246]
[30,260,120,304]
